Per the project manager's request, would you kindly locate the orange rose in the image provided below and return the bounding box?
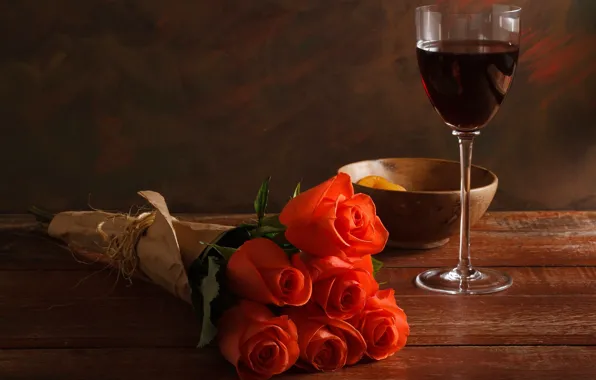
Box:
[349,289,410,360]
[295,254,378,320]
[218,300,300,380]
[279,173,389,260]
[227,238,312,306]
[285,303,366,372]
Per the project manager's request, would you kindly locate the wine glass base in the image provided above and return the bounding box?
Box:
[415,267,512,295]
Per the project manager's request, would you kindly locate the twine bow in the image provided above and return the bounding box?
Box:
[97,211,156,281]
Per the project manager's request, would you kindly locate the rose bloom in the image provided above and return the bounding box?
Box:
[227,238,312,306]
[349,288,410,360]
[284,303,366,372]
[279,173,389,260]
[296,253,378,320]
[218,300,300,380]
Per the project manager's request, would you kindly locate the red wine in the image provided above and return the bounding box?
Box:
[416,40,519,131]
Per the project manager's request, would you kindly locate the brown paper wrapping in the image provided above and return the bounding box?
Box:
[47,191,233,304]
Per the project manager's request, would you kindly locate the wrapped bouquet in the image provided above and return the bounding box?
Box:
[38,173,409,380]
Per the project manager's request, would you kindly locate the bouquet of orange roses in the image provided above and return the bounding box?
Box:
[37,173,409,380]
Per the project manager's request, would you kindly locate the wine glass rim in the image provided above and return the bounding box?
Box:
[415,4,522,15]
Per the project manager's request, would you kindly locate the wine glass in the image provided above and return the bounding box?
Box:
[414,4,521,294]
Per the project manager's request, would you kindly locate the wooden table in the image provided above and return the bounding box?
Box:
[1,212,595,379]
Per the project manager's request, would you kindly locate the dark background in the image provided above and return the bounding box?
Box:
[1,0,595,213]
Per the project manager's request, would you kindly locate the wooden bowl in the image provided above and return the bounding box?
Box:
[338,158,498,249]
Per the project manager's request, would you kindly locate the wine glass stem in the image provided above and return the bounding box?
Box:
[454,131,480,280]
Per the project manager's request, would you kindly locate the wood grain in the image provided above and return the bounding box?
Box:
[475,211,596,232]
[0,231,88,270]
[4,212,596,271]
[1,293,594,348]
[378,231,596,267]
[158,211,596,233]
[376,266,596,296]
[194,212,596,267]
[1,211,596,378]
[1,347,595,380]
[6,211,596,232]
[0,297,199,349]
[4,230,594,270]
[0,270,167,299]
[1,267,595,300]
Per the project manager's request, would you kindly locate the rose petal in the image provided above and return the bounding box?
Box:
[261,267,311,306]
[219,301,277,369]
[250,340,285,375]
[351,255,374,275]
[299,254,350,281]
[283,200,350,259]
[286,303,366,370]
[227,243,279,305]
[324,272,367,320]
[305,331,328,365]
[313,335,347,371]
[343,194,376,220]
[280,173,354,227]
[316,317,366,366]
[241,316,295,346]
[299,255,376,319]
[220,301,300,380]
[354,289,410,360]
[369,216,390,254]
[335,195,375,241]
[338,194,389,257]
[354,269,379,297]
[366,289,406,318]
[367,318,399,360]
[237,238,292,268]
[289,254,314,305]
[228,238,312,306]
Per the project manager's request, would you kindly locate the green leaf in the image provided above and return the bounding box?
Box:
[199,226,252,264]
[251,225,286,238]
[189,226,251,349]
[371,256,384,276]
[197,256,220,348]
[260,214,285,229]
[292,182,301,198]
[237,222,257,229]
[210,244,237,261]
[253,215,287,238]
[254,177,271,227]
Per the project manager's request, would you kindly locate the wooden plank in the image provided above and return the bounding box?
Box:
[3,226,596,271]
[1,346,595,380]
[380,231,596,267]
[0,214,41,230]
[475,211,596,232]
[0,231,91,270]
[6,211,596,233]
[403,296,596,346]
[1,266,594,299]
[376,266,596,296]
[93,210,596,233]
[1,294,595,348]
[0,297,200,349]
[0,347,234,380]
[0,270,167,299]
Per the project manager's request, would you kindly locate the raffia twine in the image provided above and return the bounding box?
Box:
[96,211,156,282]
